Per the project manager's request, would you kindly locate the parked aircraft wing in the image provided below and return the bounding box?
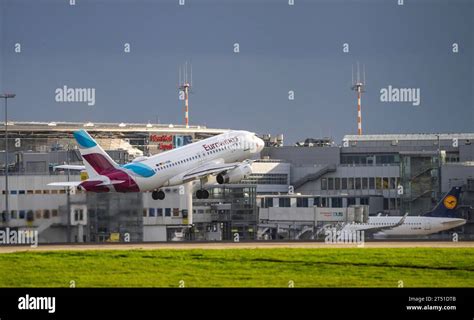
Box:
[53,164,86,171]
[342,213,408,234]
[47,181,82,188]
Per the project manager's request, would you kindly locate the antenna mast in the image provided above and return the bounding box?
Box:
[351,62,366,135]
[178,62,192,128]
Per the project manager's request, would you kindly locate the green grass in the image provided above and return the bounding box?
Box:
[0,248,473,287]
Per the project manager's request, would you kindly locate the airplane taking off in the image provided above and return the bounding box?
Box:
[49,129,265,200]
[341,187,466,238]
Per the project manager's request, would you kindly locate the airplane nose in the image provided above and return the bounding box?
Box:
[255,137,265,152]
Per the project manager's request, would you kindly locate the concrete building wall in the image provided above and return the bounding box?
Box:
[0,174,82,213]
[295,165,399,196]
[39,227,69,243]
[251,162,290,179]
[261,146,340,165]
[249,161,290,193]
[459,145,474,162]
[441,164,474,192]
[143,225,167,241]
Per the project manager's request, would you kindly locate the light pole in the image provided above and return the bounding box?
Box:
[436,134,442,199]
[0,93,15,222]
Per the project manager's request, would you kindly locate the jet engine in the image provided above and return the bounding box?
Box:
[216,163,252,184]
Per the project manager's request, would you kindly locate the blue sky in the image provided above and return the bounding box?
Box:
[0,0,473,144]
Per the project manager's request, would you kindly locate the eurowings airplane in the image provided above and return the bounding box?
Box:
[341,187,466,238]
[49,129,265,200]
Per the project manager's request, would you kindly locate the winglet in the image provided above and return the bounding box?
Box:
[73,129,97,149]
[398,212,409,226]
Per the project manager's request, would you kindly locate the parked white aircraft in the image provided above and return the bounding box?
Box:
[341,187,466,238]
[49,129,264,200]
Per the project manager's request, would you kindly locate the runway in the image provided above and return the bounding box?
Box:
[0,241,473,253]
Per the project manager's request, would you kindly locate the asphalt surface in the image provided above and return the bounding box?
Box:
[0,241,473,253]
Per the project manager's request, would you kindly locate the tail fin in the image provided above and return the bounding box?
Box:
[73,129,118,176]
[424,187,462,218]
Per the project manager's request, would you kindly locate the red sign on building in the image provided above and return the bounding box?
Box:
[150,134,173,142]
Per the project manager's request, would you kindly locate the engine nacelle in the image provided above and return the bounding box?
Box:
[216,164,252,184]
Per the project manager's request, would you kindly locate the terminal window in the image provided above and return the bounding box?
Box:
[321,197,328,207]
[332,198,343,208]
[369,178,375,189]
[149,208,155,217]
[321,178,327,190]
[362,178,368,189]
[376,177,382,190]
[314,197,320,207]
[263,198,273,208]
[341,178,347,189]
[74,209,84,221]
[390,177,396,189]
[278,198,291,208]
[348,178,354,190]
[173,208,179,217]
[325,176,398,191]
[328,178,334,190]
[296,198,308,207]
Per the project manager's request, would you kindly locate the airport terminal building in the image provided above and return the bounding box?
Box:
[0,122,473,242]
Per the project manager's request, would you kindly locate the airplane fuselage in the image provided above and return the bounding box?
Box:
[79,130,263,193]
[344,216,466,237]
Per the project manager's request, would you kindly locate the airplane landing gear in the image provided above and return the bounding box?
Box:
[152,190,165,200]
[196,189,209,199]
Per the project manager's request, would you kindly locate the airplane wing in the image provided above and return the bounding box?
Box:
[47,180,125,188]
[53,164,86,171]
[342,213,408,234]
[47,181,83,188]
[180,159,253,182]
